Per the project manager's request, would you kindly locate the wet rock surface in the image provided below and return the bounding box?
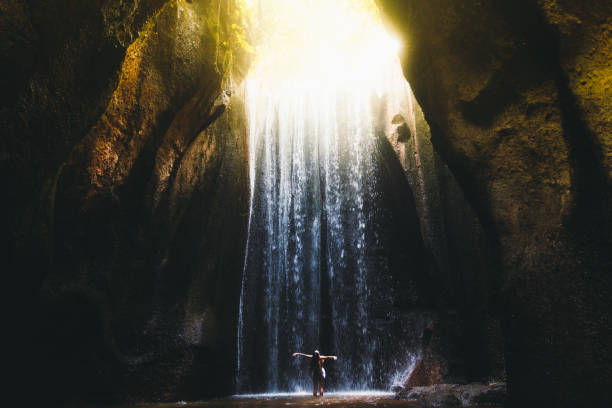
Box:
[396,383,506,407]
[2,0,250,404]
[105,394,487,408]
[379,0,612,407]
[99,392,502,408]
[379,84,504,387]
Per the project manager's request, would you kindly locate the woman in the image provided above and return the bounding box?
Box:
[292,350,338,397]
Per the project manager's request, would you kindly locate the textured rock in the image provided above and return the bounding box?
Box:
[2,0,250,404]
[380,79,504,387]
[379,0,612,407]
[396,382,506,407]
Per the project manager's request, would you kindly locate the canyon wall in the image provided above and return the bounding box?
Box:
[379,0,612,406]
[2,0,250,403]
[381,88,505,386]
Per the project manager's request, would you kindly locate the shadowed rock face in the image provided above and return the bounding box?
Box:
[380,86,505,388]
[379,0,612,407]
[2,0,250,404]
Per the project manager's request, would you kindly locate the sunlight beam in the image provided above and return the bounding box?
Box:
[242,0,402,89]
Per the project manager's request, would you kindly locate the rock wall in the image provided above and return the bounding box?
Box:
[379,0,612,406]
[381,81,504,387]
[2,0,250,404]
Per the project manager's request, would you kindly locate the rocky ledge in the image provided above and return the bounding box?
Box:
[394,382,506,407]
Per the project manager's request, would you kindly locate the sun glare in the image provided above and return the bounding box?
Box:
[242,0,401,87]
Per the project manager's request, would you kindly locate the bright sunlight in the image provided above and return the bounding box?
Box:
[242,0,401,87]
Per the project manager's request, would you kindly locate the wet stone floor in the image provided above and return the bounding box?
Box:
[111,392,501,408]
[124,394,413,408]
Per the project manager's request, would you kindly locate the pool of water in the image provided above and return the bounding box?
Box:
[112,392,502,408]
[126,393,414,408]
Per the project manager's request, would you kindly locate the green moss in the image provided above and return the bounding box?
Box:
[201,0,254,91]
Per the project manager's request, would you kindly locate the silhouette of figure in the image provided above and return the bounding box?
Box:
[292,350,338,397]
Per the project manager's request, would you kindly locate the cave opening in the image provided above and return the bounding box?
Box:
[234,0,489,394]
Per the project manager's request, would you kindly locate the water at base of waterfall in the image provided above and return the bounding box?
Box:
[234,391,395,398]
[103,395,502,408]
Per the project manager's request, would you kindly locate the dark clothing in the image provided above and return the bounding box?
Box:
[312,366,324,381]
[311,355,324,381]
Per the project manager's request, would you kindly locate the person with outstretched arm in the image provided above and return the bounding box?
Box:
[292,350,338,397]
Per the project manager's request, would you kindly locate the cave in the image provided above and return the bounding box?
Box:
[2,0,611,407]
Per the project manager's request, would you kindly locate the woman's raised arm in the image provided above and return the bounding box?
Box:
[292,352,313,358]
[321,355,338,360]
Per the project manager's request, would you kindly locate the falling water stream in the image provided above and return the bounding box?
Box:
[236,0,425,394]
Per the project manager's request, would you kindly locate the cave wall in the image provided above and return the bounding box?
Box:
[379,0,612,406]
[382,88,505,386]
[2,0,250,404]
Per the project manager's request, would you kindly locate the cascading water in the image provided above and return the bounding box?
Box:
[236,0,429,393]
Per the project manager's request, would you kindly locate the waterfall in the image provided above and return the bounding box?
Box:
[234,0,429,393]
[236,53,426,392]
